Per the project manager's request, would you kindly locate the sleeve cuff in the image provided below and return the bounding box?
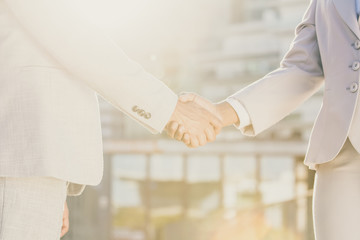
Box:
[225,98,252,129]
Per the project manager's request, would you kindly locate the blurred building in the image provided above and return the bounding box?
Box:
[64,0,323,240]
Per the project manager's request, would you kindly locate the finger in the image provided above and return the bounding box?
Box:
[174,125,186,141]
[190,136,199,148]
[205,127,216,142]
[209,116,223,134]
[60,218,69,237]
[60,202,69,238]
[182,133,191,145]
[179,93,196,103]
[198,134,207,146]
[166,121,179,138]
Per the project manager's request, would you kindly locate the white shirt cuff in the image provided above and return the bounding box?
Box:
[225,98,252,129]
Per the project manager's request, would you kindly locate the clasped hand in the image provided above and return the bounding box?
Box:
[166,93,223,148]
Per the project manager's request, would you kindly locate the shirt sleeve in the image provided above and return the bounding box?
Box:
[225,98,252,129]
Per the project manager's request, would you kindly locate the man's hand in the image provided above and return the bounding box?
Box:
[60,201,69,238]
[166,94,223,147]
[179,93,240,127]
[167,93,240,148]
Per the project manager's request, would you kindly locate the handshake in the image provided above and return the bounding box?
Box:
[166,93,239,148]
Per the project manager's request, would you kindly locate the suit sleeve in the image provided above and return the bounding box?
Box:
[4,0,178,134]
[228,0,324,136]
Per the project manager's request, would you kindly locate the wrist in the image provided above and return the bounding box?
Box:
[169,100,182,122]
[215,101,240,127]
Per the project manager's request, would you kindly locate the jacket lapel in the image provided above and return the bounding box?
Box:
[333,0,360,40]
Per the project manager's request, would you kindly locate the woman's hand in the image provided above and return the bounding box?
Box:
[60,201,69,238]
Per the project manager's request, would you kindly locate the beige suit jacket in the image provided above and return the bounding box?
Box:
[230,0,360,169]
[0,0,178,191]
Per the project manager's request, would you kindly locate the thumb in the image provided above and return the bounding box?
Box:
[179,92,197,103]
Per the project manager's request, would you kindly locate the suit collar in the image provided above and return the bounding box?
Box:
[333,0,360,40]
